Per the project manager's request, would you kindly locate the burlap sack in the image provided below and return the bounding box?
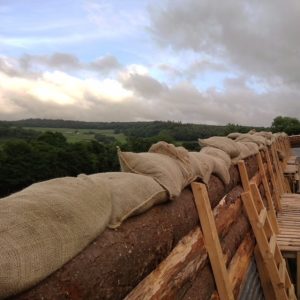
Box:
[254,131,273,140]
[89,172,168,228]
[118,149,191,199]
[200,147,231,168]
[240,141,259,155]
[149,141,190,165]
[0,176,111,299]
[248,129,256,134]
[189,152,213,184]
[148,141,194,180]
[231,142,253,164]
[189,152,230,185]
[235,133,267,149]
[198,137,240,158]
[227,132,241,140]
[253,132,272,145]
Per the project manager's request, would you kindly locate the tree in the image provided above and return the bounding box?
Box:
[271,116,300,135]
[37,131,67,147]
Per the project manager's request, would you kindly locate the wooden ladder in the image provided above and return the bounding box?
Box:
[191,182,234,300]
[238,160,296,300]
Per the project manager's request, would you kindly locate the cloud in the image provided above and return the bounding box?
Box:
[1,62,300,126]
[121,73,168,97]
[90,55,122,72]
[149,0,300,87]
[20,53,81,70]
[11,53,122,75]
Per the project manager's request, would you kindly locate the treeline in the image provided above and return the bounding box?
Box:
[0,131,121,197]
[1,118,269,140]
[1,116,299,198]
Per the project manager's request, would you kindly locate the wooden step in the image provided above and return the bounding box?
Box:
[269,234,276,255]
[258,207,267,228]
[279,260,286,284]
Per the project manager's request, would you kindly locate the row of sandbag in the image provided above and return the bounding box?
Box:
[0,131,285,299]
[117,131,282,201]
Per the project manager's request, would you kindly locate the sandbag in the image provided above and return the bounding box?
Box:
[200,147,231,168]
[148,141,194,179]
[149,141,190,165]
[254,131,273,140]
[227,132,241,140]
[199,137,240,158]
[118,149,192,199]
[189,152,230,185]
[248,129,256,134]
[253,132,272,145]
[189,152,214,184]
[235,133,267,149]
[0,176,111,299]
[231,142,253,164]
[240,141,259,156]
[89,172,168,228]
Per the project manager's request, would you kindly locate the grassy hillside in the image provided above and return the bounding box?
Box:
[25,127,126,143]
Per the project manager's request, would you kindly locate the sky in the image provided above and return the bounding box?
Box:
[0,0,300,126]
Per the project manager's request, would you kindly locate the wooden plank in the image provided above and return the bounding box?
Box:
[297,252,300,299]
[191,182,234,300]
[254,246,276,300]
[279,260,286,284]
[237,160,250,192]
[284,165,297,174]
[258,208,267,228]
[269,234,276,255]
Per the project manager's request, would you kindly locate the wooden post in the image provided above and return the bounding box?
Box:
[191,182,234,300]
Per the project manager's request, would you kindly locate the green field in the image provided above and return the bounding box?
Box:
[24,127,127,143]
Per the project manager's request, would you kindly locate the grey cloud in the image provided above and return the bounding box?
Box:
[187,60,227,78]
[0,57,19,76]
[90,55,122,72]
[121,73,168,98]
[20,53,81,70]
[149,0,300,87]
[157,63,183,78]
[18,53,122,74]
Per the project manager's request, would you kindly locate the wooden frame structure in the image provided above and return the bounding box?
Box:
[238,160,296,300]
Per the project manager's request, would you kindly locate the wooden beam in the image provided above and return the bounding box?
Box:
[191,182,234,300]
[254,246,276,300]
[238,160,250,192]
